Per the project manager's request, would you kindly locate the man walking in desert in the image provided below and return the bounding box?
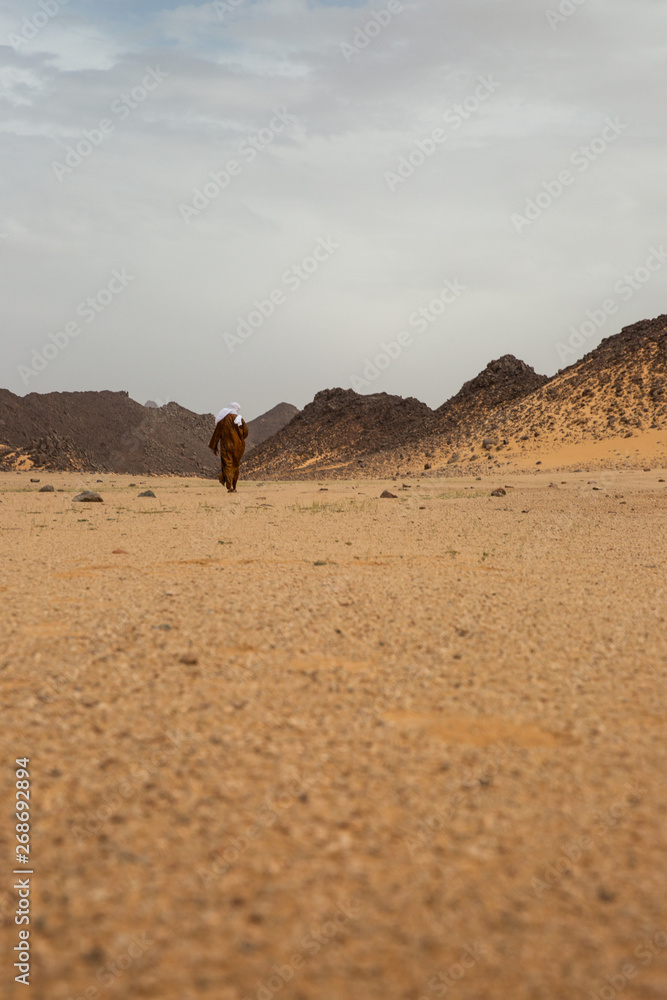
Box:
[208,402,248,492]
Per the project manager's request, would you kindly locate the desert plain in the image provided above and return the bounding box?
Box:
[1,467,666,1000]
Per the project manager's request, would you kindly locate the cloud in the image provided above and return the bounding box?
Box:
[2,0,667,417]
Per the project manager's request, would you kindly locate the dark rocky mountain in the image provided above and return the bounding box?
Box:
[246,402,299,452]
[0,392,297,476]
[436,354,548,418]
[246,317,667,477]
[2,315,665,477]
[243,388,431,478]
[0,390,217,475]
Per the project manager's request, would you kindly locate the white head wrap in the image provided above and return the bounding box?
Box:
[215,402,244,426]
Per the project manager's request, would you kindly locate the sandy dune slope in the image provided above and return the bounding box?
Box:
[1,470,666,1000]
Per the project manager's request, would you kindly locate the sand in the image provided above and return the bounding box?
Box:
[1,469,666,1000]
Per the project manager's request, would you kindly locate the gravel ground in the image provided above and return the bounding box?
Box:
[1,469,666,1000]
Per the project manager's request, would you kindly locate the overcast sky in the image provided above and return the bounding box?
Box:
[1,0,666,419]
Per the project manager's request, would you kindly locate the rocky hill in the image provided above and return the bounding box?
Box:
[0,392,298,476]
[413,314,667,472]
[246,402,299,452]
[0,390,216,475]
[437,354,548,421]
[243,388,431,478]
[245,315,667,477]
[2,315,665,478]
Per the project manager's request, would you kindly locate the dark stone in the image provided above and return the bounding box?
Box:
[491,488,506,497]
[72,492,103,503]
[39,485,55,492]
[380,490,398,498]
[138,490,156,497]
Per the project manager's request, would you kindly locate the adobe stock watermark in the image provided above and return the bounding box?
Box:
[418,943,485,999]
[405,741,519,861]
[214,0,247,21]
[65,932,154,1000]
[385,75,501,192]
[340,0,405,63]
[17,267,135,386]
[198,772,314,887]
[70,730,197,841]
[52,66,168,181]
[531,780,646,898]
[511,117,627,233]
[546,0,588,31]
[223,236,340,353]
[242,897,361,1000]
[350,277,467,391]
[555,246,667,364]
[587,929,667,1000]
[8,0,70,51]
[361,678,405,726]
[179,108,296,223]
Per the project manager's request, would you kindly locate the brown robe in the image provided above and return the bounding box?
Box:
[208,413,249,492]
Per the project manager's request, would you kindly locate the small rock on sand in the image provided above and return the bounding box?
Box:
[39,485,55,493]
[491,488,506,497]
[72,492,103,503]
[380,490,398,498]
[138,490,156,498]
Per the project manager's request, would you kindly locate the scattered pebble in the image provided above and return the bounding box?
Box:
[138,490,156,498]
[39,485,55,493]
[491,488,506,497]
[380,490,398,498]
